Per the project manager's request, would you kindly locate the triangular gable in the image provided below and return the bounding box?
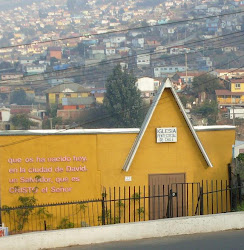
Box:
[123,78,213,172]
[62,88,75,93]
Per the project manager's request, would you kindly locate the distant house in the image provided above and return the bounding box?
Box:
[215,69,244,79]
[176,72,204,85]
[154,66,186,77]
[0,107,10,122]
[105,48,116,56]
[19,56,38,65]
[135,77,161,98]
[170,46,191,55]
[0,73,23,81]
[24,65,46,75]
[132,38,144,48]
[48,47,62,60]
[136,54,150,66]
[215,78,244,107]
[206,19,219,32]
[44,83,91,107]
[62,96,95,110]
[233,140,244,159]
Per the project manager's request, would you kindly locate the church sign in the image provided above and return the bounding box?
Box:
[156,127,177,143]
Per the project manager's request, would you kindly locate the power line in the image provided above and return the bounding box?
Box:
[2,63,244,147]
[0,9,244,50]
[8,37,244,87]
[1,30,244,84]
[2,38,244,89]
[0,96,168,148]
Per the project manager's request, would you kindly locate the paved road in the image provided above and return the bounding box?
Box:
[56,229,244,250]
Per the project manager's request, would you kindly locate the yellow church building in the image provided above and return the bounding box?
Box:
[0,79,235,219]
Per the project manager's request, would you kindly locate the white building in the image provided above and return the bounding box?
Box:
[228,107,244,119]
[136,54,150,66]
[154,66,186,77]
[233,140,244,158]
[135,77,161,98]
[0,107,11,122]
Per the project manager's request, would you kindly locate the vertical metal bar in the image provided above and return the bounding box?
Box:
[109,188,112,224]
[200,187,204,215]
[163,185,165,218]
[192,183,194,216]
[153,185,155,220]
[124,186,126,223]
[228,164,232,211]
[129,186,131,222]
[76,203,79,227]
[206,180,209,214]
[87,201,91,226]
[176,184,179,217]
[143,185,146,221]
[197,184,199,215]
[237,174,242,206]
[139,186,141,222]
[133,186,136,222]
[105,190,108,225]
[216,180,219,213]
[102,195,105,225]
[201,180,204,215]
[119,187,121,224]
[211,180,214,214]
[221,180,223,213]
[182,183,184,217]
[114,187,116,224]
[226,180,228,212]
[148,185,151,220]
[72,204,75,227]
[187,183,189,216]
[158,185,160,219]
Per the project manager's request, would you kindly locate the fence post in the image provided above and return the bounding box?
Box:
[228,164,233,210]
[101,195,105,225]
[166,189,173,218]
[237,174,242,206]
[200,187,204,215]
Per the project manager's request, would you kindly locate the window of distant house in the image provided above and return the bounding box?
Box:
[169,68,172,70]
[235,83,241,89]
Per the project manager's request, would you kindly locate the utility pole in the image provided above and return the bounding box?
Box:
[185,53,188,85]
[49,118,53,129]
[232,104,235,126]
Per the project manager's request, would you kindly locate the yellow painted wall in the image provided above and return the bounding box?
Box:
[216,95,244,104]
[231,82,244,92]
[48,92,90,104]
[0,89,235,209]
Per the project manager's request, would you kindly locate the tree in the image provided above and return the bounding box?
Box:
[192,101,218,125]
[0,61,12,70]
[103,65,144,128]
[11,114,37,130]
[192,74,222,97]
[10,89,31,105]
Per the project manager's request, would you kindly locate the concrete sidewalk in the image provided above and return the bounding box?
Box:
[0,212,243,250]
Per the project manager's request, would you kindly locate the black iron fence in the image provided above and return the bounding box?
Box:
[0,179,243,235]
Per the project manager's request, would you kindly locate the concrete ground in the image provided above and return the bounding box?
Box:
[56,229,244,250]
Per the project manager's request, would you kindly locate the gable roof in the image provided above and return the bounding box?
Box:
[44,83,90,94]
[123,78,213,172]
